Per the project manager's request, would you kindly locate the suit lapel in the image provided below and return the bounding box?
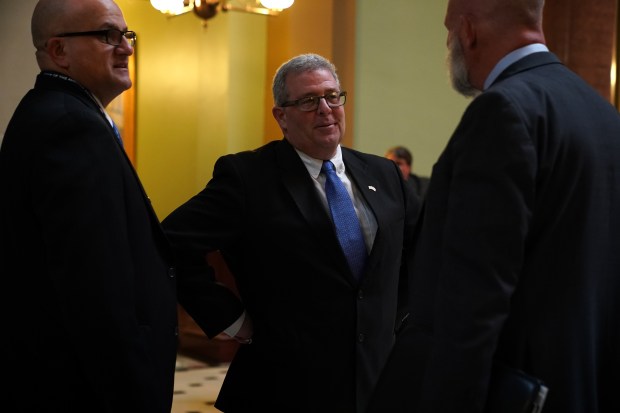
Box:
[342,150,390,283]
[48,74,173,258]
[275,140,327,226]
[275,140,358,282]
[343,150,402,284]
[342,150,384,232]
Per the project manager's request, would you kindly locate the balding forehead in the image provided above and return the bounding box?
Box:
[31,0,122,48]
[32,0,78,46]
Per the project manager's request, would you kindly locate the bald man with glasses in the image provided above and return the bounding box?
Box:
[1,1,183,411]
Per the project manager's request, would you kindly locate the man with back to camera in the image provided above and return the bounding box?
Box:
[369,0,620,412]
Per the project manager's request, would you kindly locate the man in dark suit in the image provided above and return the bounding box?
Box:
[162,53,420,413]
[369,0,620,412]
[0,1,183,411]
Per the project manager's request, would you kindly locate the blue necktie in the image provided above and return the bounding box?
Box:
[322,160,367,280]
[111,121,124,147]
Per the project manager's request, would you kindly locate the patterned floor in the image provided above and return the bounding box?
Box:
[173,355,229,413]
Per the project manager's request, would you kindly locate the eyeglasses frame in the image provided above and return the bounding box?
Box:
[280,91,347,112]
[55,29,136,47]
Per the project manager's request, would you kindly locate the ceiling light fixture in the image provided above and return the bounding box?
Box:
[149,0,295,21]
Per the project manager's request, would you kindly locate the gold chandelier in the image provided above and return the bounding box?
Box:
[150,0,295,20]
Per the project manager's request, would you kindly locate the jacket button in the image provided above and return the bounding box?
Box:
[358,289,364,300]
[358,333,365,343]
[168,267,176,278]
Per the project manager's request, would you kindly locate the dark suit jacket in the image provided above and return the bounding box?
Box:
[408,173,430,201]
[163,138,419,412]
[369,52,620,413]
[0,73,178,413]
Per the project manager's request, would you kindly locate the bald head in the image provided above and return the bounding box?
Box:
[446,0,544,32]
[30,0,133,107]
[32,0,83,50]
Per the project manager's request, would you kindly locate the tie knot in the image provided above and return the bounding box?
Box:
[322,160,336,173]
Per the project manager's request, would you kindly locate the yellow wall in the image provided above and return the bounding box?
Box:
[118,2,270,218]
[0,0,467,221]
[120,0,466,220]
[355,0,468,175]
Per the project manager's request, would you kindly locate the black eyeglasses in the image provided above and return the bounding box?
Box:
[280,91,347,112]
[56,29,136,47]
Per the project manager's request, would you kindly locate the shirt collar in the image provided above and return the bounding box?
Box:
[295,145,344,179]
[484,43,549,90]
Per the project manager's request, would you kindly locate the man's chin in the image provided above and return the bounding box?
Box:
[455,85,481,98]
[116,77,132,93]
[450,76,479,98]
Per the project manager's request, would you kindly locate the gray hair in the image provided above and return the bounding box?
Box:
[272,53,340,106]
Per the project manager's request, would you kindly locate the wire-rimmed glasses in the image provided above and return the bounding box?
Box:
[280,91,347,112]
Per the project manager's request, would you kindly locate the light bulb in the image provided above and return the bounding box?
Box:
[150,0,188,14]
[260,0,294,10]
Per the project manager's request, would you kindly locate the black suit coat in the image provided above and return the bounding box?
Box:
[407,173,430,201]
[163,138,419,412]
[0,73,178,413]
[370,52,620,413]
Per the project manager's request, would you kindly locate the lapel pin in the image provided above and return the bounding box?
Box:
[368,186,376,192]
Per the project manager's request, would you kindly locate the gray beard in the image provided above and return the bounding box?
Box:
[447,36,480,98]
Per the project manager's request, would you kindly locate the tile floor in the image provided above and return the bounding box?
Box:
[173,355,229,413]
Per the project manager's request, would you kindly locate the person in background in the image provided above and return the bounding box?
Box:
[369,0,620,412]
[0,0,241,411]
[385,145,430,201]
[162,53,420,413]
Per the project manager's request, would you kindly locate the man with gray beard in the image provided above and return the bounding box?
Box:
[368,0,620,412]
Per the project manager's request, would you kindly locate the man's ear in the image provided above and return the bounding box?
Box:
[459,15,477,49]
[45,38,70,68]
[272,106,287,132]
